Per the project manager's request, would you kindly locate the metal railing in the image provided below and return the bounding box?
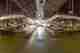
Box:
[0,0,80,33]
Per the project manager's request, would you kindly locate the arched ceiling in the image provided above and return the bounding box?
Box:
[0,0,66,17]
[48,0,67,17]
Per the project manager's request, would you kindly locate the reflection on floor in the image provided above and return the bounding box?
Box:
[0,31,80,53]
